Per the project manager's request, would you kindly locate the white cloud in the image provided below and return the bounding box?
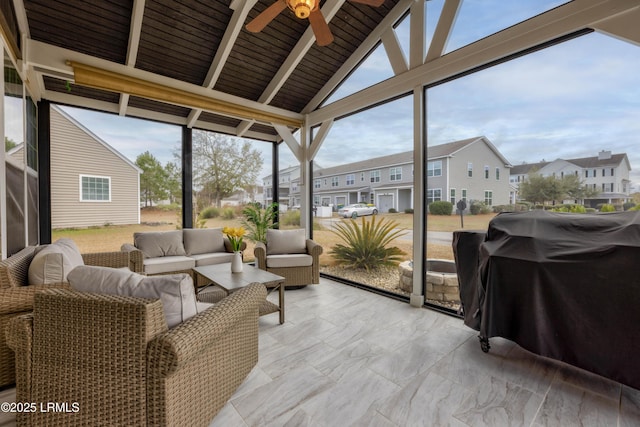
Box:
[60,106,181,165]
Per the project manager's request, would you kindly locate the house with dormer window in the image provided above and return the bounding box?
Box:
[510,150,632,207]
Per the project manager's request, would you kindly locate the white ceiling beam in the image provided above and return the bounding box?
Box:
[26,39,303,124]
[235,0,345,131]
[309,0,639,126]
[409,0,425,69]
[426,0,462,62]
[42,88,279,142]
[120,0,146,116]
[381,28,408,75]
[187,0,258,128]
[11,0,30,38]
[25,68,44,101]
[127,0,145,66]
[260,0,346,104]
[591,6,640,46]
[203,0,258,89]
[186,109,201,128]
[236,120,255,137]
[274,124,302,161]
[302,0,414,114]
[196,120,279,142]
[309,119,333,161]
[119,93,130,116]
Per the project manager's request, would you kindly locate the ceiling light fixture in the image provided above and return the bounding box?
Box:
[287,0,316,19]
[246,0,384,47]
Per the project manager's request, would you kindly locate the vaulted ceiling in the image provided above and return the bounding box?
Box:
[6,0,640,144]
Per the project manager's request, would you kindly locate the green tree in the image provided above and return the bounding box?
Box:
[518,173,550,205]
[561,173,600,201]
[164,161,181,204]
[192,131,262,208]
[136,151,168,207]
[520,173,598,205]
[5,137,17,151]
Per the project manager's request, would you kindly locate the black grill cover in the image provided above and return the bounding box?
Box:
[455,210,640,390]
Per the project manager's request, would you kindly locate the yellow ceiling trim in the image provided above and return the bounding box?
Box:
[68,61,303,128]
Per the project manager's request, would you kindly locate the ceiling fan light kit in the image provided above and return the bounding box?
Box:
[246,0,384,46]
[287,0,316,19]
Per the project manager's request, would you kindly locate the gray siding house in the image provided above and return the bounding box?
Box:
[312,151,414,212]
[426,136,512,209]
[269,136,512,212]
[12,106,142,228]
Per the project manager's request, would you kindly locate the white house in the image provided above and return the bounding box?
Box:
[510,150,632,207]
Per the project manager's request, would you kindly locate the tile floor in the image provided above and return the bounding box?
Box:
[2,278,639,426]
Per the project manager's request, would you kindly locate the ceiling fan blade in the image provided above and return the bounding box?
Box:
[246,0,287,33]
[308,9,334,46]
[349,0,385,6]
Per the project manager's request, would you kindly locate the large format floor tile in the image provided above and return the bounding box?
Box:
[209,279,640,426]
[1,278,639,427]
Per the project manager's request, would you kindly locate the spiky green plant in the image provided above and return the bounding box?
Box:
[329,216,407,271]
[241,202,279,243]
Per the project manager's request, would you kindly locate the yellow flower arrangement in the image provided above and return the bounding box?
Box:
[223,226,246,252]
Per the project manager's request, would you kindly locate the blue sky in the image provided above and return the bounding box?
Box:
[58,0,640,189]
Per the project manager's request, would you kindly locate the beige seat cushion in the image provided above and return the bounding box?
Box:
[134,230,186,258]
[266,229,306,255]
[266,254,313,268]
[68,265,203,328]
[190,252,235,267]
[183,228,225,255]
[143,256,195,275]
[28,238,85,285]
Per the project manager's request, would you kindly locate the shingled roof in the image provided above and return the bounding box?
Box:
[511,151,630,175]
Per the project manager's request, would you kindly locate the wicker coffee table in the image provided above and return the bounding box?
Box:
[194,263,285,324]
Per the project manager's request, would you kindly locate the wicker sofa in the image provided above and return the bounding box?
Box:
[6,283,266,426]
[0,245,138,388]
[122,228,246,278]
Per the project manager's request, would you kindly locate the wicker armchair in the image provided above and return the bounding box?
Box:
[6,283,266,426]
[0,245,137,388]
[254,231,323,287]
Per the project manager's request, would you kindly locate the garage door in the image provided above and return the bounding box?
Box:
[378,195,393,213]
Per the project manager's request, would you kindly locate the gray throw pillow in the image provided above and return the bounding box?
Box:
[134,230,186,258]
[68,265,199,329]
[28,238,85,285]
[183,228,225,255]
[266,229,307,255]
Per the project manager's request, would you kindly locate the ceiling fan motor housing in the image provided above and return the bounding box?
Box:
[287,0,316,19]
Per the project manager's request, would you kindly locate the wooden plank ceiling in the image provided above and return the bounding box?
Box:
[21,0,402,141]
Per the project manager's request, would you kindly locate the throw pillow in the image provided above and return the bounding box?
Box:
[134,230,186,258]
[68,265,198,328]
[183,228,225,255]
[28,238,85,285]
[266,229,307,255]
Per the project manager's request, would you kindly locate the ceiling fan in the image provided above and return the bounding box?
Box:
[246,0,385,46]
